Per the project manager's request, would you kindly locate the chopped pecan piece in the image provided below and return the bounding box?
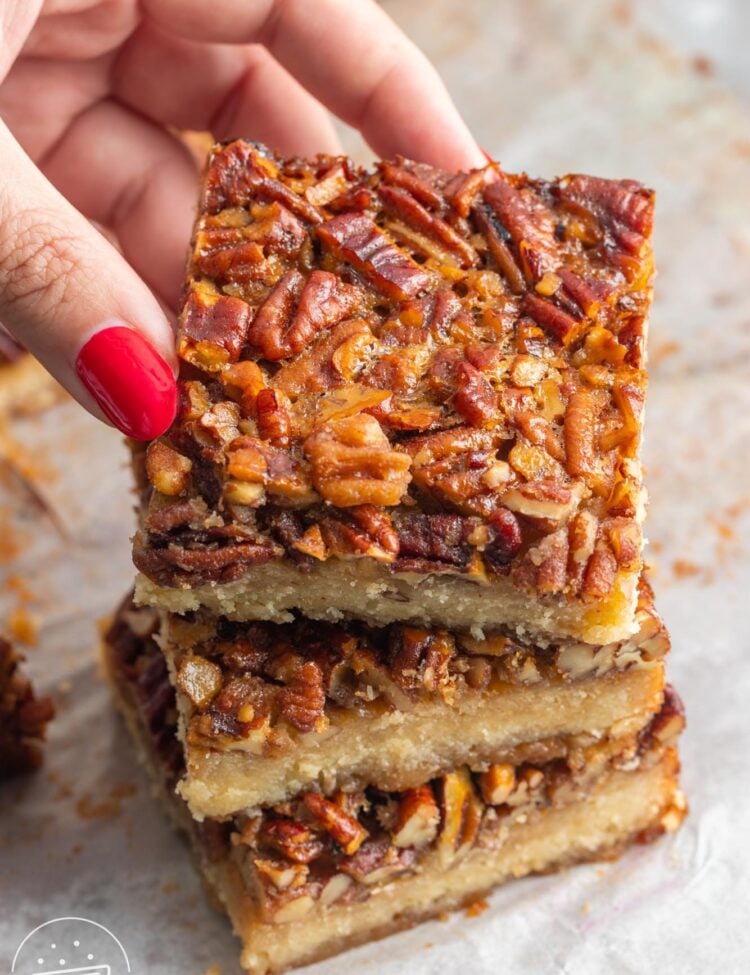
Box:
[392,785,440,848]
[178,290,251,371]
[478,763,516,805]
[259,817,326,864]
[452,361,497,427]
[555,175,654,256]
[647,685,686,744]
[378,159,444,209]
[395,513,473,571]
[302,792,369,855]
[203,140,322,223]
[304,414,411,507]
[275,319,375,396]
[176,655,223,709]
[278,661,326,733]
[145,442,192,497]
[340,836,416,885]
[484,508,522,572]
[437,767,484,863]
[255,389,291,447]
[522,292,580,344]
[501,480,580,524]
[220,361,266,417]
[318,212,433,300]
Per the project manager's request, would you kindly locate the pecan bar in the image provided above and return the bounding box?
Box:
[103,609,685,975]
[0,326,61,417]
[0,636,54,777]
[107,582,668,817]
[133,141,655,645]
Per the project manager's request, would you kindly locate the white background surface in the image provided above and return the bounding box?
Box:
[2,1,749,972]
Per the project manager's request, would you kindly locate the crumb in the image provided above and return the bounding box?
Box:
[75,782,137,820]
[465,898,489,918]
[650,340,680,367]
[580,900,591,915]
[672,559,700,579]
[57,679,72,694]
[202,967,223,975]
[5,574,35,602]
[436,911,449,922]
[162,880,179,895]
[713,520,735,542]
[7,605,38,646]
[76,794,122,821]
[691,54,714,76]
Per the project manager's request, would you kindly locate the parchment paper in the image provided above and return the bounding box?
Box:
[2,1,750,972]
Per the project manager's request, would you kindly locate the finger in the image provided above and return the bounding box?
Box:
[0,121,177,440]
[142,0,484,169]
[41,98,199,307]
[0,52,109,160]
[113,22,340,156]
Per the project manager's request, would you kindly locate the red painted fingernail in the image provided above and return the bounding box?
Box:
[76,325,177,440]
[481,147,494,163]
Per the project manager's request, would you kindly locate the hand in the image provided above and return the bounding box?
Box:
[0,0,482,439]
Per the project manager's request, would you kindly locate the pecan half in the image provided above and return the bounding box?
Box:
[278,661,326,733]
[178,290,251,371]
[249,269,361,361]
[304,414,411,507]
[318,212,433,300]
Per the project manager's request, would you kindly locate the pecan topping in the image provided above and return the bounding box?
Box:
[304,414,411,507]
[138,141,654,604]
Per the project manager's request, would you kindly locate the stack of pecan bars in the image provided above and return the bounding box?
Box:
[103,141,686,974]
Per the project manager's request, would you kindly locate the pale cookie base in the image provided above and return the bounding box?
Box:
[177,663,664,817]
[135,556,640,646]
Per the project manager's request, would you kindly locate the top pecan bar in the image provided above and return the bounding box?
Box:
[134,141,654,643]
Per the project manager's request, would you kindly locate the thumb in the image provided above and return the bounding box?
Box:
[0,121,178,440]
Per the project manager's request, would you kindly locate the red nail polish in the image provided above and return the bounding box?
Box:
[76,325,177,440]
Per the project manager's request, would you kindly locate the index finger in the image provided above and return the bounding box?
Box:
[142,0,484,170]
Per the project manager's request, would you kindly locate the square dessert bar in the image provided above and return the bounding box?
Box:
[108,582,670,819]
[0,636,54,777]
[133,141,655,645]
[104,602,685,975]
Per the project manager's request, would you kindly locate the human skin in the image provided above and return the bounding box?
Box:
[0,0,482,438]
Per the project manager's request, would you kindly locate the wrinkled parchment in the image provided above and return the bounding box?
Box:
[2,2,750,972]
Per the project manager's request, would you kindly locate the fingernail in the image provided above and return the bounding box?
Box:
[76,325,177,440]
[481,147,495,163]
